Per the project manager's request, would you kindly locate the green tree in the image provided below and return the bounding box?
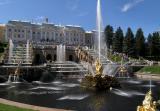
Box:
[135,28,145,57]
[146,33,153,57]
[112,27,124,53]
[104,25,114,49]
[123,27,135,56]
[152,32,160,57]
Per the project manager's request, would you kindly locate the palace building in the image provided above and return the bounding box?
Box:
[5,19,94,47]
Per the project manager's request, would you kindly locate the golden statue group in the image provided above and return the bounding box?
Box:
[81,58,120,90]
[137,90,159,111]
[95,58,103,76]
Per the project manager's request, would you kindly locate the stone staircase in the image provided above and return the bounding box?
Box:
[5,42,33,65]
[85,49,111,65]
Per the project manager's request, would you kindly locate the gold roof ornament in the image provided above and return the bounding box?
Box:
[137,90,157,111]
[95,58,103,76]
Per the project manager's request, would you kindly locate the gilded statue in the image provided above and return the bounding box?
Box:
[14,67,20,76]
[137,90,157,111]
[95,58,103,76]
[14,62,21,76]
[119,66,127,73]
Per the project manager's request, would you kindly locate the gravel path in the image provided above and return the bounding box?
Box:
[135,73,160,80]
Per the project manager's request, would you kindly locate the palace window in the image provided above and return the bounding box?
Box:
[18,34,20,38]
[8,29,12,32]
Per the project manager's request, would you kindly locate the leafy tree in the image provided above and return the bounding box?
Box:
[104,25,114,49]
[112,27,124,53]
[135,28,145,57]
[123,27,135,56]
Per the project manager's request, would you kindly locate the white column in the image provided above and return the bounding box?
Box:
[5,26,8,42]
[30,29,32,41]
[45,31,46,41]
[53,32,55,41]
[69,33,71,45]
[49,32,51,41]
[41,27,42,41]
[12,29,14,41]
[25,28,27,41]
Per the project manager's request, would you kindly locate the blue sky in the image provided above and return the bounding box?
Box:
[0,0,160,36]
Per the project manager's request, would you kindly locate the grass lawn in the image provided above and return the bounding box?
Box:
[138,66,160,74]
[0,103,37,111]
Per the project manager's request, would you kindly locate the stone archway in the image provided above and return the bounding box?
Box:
[69,55,73,61]
[34,54,41,64]
[46,54,52,61]
[53,54,57,61]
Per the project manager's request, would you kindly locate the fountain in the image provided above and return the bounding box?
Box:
[137,90,158,111]
[7,62,21,83]
[0,1,160,111]
[137,76,160,111]
[115,65,130,78]
[96,0,107,61]
[47,45,87,79]
[81,58,120,90]
[57,44,66,62]
[81,0,120,90]
[8,39,14,64]
[6,39,32,65]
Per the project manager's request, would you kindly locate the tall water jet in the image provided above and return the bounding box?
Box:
[96,0,106,61]
[57,44,66,62]
[26,40,29,63]
[8,39,14,63]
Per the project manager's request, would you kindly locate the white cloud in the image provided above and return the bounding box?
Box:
[66,0,79,11]
[0,0,10,5]
[121,0,144,12]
